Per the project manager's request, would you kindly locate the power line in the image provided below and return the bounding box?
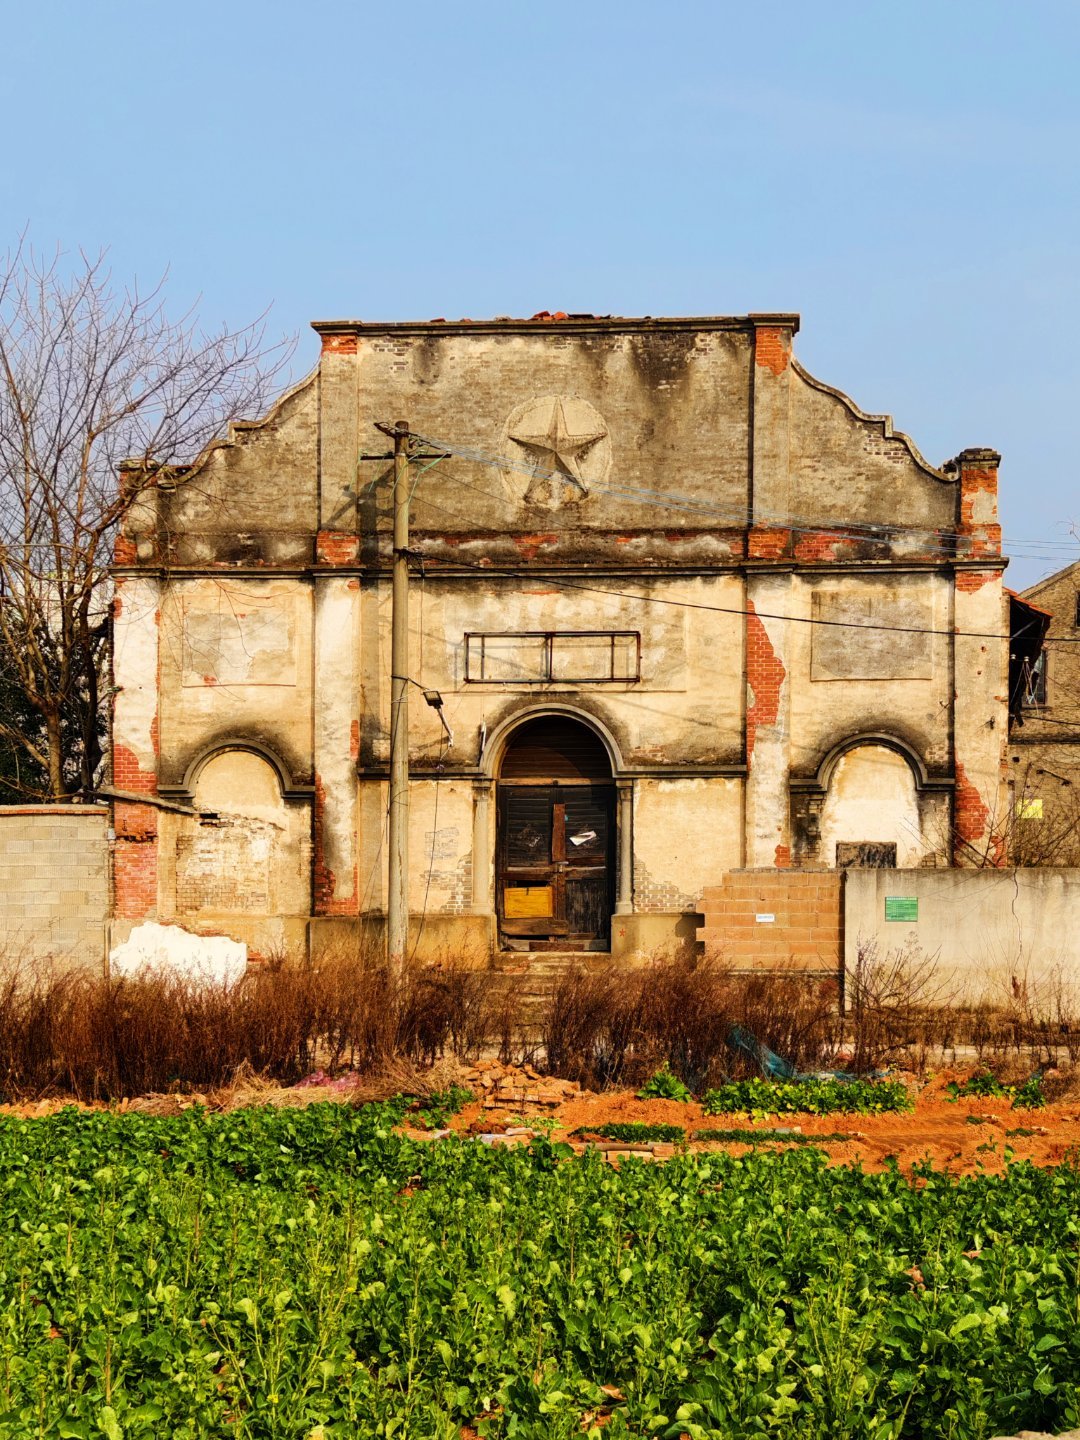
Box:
[414,455,1080,578]
[407,542,1059,644]
[402,440,1080,574]
[382,475,1064,646]
[405,428,1080,562]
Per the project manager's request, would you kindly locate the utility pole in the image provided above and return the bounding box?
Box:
[379,419,411,972]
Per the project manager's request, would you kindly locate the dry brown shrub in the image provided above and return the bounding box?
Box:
[931,958,1080,1071]
[539,955,838,1091]
[541,966,640,1088]
[729,971,838,1077]
[846,938,950,1073]
[0,943,504,1102]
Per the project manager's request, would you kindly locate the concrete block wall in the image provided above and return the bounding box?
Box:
[698,868,843,973]
[0,807,109,969]
[844,866,1080,1004]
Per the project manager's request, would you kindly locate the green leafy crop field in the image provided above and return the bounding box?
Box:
[3,1102,1080,1439]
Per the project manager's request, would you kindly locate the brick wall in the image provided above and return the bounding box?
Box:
[0,807,109,969]
[697,868,843,975]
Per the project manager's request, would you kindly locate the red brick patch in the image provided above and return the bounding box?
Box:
[754,326,790,376]
[317,531,360,565]
[321,333,358,355]
[746,603,786,762]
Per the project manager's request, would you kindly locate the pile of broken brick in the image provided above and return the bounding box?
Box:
[462,1061,583,1112]
[439,1062,678,1159]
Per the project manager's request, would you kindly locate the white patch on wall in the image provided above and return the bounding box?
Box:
[110,922,247,986]
[181,590,297,687]
[811,590,932,681]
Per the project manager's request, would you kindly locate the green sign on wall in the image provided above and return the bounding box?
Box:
[885,896,919,922]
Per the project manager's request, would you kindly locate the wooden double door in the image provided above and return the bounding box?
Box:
[497,782,615,951]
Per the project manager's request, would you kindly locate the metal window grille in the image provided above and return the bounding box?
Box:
[465,631,641,684]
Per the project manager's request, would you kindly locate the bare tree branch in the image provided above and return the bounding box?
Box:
[0,238,294,797]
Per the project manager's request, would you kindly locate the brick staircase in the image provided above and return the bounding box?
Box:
[491,949,612,1033]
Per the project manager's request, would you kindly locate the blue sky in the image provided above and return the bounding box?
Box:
[4,0,1078,586]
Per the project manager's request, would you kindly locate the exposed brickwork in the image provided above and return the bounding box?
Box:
[953,760,1007,866]
[321,332,358,355]
[754,326,790,375]
[113,535,137,565]
[112,795,159,921]
[697,869,843,974]
[513,533,558,561]
[964,530,1002,559]
[316,530,360,565]
[113,838,158,920]
[429,853,473,915]
[745,602,786,762]
[112,744,157,795]
[633,857,698,914]
[955,568,1001,593]
[112,731,160,920]
[747,526,791,560]
[959,466,998,526]
[0,807,109,967]
[774,843,791,868]
[956,453,1002,558]
[792,530,842,562]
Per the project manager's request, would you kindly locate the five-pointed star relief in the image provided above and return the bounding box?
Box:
[507,398,607,496]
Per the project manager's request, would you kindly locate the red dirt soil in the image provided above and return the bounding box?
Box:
[440,1069,1080,1176]
[5,1070,1080,1176]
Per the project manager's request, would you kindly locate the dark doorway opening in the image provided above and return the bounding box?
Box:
[497,717,615,951]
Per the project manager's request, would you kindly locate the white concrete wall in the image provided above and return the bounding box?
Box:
[845,867,1080,1007]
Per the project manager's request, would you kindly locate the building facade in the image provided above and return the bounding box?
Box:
[1011,561,1080,864]
[110,313,1017,961]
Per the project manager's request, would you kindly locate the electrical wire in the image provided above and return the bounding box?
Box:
[408,740,446,964]
[387,500,1054,645]
[403,428,1080,562]
[393,445,1080,599]
[352,446,1080,645]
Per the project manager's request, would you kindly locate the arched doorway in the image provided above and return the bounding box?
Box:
[497,716,615,951]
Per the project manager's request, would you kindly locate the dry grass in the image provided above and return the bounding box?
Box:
[13,936,1080,1105]
[0,947,840,1102]
[0,948,510,1103]
[541,955,838,1091]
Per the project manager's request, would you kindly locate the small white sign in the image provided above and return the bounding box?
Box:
[755,913,775,924]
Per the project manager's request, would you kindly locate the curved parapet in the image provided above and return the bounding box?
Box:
[789,358,951,485]
[157,368,319,488]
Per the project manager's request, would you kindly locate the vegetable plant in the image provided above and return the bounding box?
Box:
[0,1098,1077,1438]
[636,1069,693,1102]
[701,1076,912,1116]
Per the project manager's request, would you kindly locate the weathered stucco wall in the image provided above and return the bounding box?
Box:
[0,807,109,969]
[817,746,924,868]
[845,867,1080,1006]
[352,573,744,775]
[110,312,1012,964]
[633,778,742,912]
[157,577,315,795]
